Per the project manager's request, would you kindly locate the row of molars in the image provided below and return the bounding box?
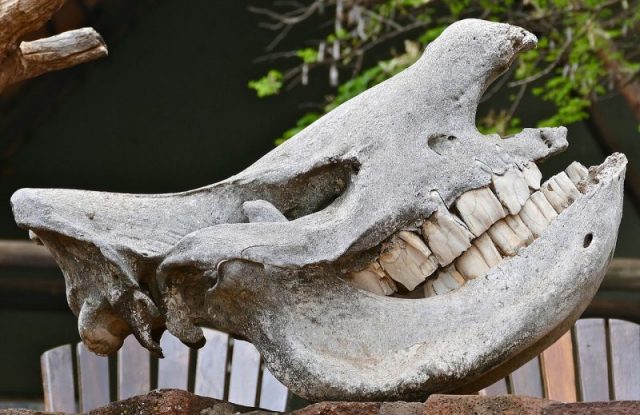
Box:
[348,161,590,297]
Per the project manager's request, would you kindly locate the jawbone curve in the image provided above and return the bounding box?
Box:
[9,19,626,401]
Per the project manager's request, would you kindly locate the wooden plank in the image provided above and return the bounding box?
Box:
[509,356,543,398]
[608,319,640,400]
[259,367,289,411]
[0,239,57,268]
[194,328,229,399]
[574,319,609,402]
[478,378,508,396]
[228,339,261,407]
[118,335,150,400]
[157,332,190,390]
[540,331,577,402]
[76,343,110,412]
[41,344,76,413]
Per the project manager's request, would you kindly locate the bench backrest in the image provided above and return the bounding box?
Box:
[41,328,289,413]
[43,318,640,412]
[480,318,640,401]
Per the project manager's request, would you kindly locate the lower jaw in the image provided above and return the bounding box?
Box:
[229,153,626,401]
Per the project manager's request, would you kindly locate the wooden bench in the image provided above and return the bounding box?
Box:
[480,318,640,402]
[41,328,289,413]
[42,318,640,413]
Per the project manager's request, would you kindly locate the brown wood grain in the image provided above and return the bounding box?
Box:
[540,331,577,402]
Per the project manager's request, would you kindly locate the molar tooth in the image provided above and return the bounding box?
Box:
[422,211,474,267]
[522,162,542,190]
[455,246,489,279]
[505,215,534,244]
[518,197,550,237]
[487,220,526,256]
[554,172,581,200]
[455,188,506,237]
[424,280,436,297]
[492,168,530,215]
[540,177,569,213]
[565,161,589,186]
[531,191,558,221]
[473,234,502,267]
[379,235,434,290]
[432,278,451,295]
[349,262,397,296]
[439,266,466,289]
[398,231,439,277]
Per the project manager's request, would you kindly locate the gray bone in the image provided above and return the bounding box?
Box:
[10,19,625,401]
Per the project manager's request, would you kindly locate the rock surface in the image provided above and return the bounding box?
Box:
[1,391,639,415]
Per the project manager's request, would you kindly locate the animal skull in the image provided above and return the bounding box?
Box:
[11,19,626,401]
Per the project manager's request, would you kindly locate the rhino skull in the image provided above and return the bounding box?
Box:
[11,19,626,401]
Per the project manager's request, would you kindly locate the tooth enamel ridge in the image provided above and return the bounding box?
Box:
[456,187,507,237]
[349,160,590,298]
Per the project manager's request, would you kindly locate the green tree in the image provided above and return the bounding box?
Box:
[249,0,640,143]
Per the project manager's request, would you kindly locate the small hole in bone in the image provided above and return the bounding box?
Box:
[583,233,593,248]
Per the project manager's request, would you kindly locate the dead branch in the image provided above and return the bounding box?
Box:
[0,0,107,93]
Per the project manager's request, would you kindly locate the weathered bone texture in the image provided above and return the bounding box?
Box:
[10,19,626,401]
[0,0,107,93]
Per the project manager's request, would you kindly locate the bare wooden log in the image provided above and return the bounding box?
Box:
[0,0,107,93]
[0,239,57,267]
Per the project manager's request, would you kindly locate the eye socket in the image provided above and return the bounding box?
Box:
[583,233,593,248]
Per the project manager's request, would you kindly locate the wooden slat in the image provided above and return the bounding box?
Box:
[194,328,229,399]
[608,319,640,400]
[541,331,577,402]
[157,332,190,390]
[76,343,110,412]
[479,378,509,396]
[574,319,609,401]
[259,367,288,411]
[228,339,261,407]
[118,335,150,400]
[509,356,543,398]
[41,344,76,413]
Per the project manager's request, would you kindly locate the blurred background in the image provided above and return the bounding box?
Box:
[1,0,639,407]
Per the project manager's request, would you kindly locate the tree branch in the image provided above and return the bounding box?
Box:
[0,0,108,93]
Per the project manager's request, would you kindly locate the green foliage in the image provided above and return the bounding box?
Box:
[250,0,640,143]
[248,70,283,97]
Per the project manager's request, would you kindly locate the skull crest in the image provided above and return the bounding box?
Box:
[11,19,626,401]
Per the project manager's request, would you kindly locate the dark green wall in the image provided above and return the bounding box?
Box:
[1,0,639,400]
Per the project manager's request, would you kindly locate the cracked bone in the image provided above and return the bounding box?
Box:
[488,219,526,256]
[492,168,530,214]
[421,210,474,267]
[379,234,435,290]
[455,187,507,237]
[473,234,503,268]
[8,18,627,402]
[565,161,589,185]
[505,215,534,244]
[349,262,397,296]
[522,162,542,190]
[518,197,551,237]
[455,245,490,279]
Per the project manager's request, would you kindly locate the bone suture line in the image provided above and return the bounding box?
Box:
[347,161,589,298]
